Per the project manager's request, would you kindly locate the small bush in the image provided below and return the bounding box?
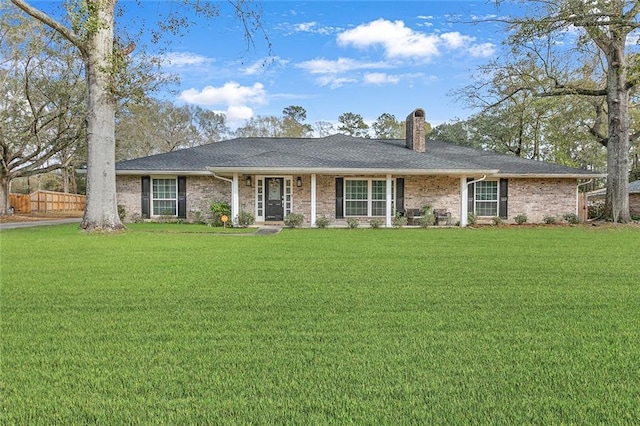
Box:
[543,215,557,224]
[467,212,478,225]
[117,205,126,221]
[236,210,255,228]
[417,214,435,227]
[284,213,304,228]
[492,216,503,226]
[346,217,360,228]
[188,210,208,225]
[563,213,579,224]
[369,218,384,228]
[514,214,528,225]
[210,200,231,227]
[588,200,605,220]
[315,215,331,228]
[392,214,407,228]
[129,213,144,223]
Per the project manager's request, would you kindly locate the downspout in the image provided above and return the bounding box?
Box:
[212,173,233,183]
[460,175,487,227]
[211,173,237,225]
[577,179,593,222]
[468,175,487,186]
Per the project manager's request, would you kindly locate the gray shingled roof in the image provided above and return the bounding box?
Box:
[115,134,602,177]
[588,180,640,196]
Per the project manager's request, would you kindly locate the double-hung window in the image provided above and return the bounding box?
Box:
[152,178,177,216]
[345,179,394,216]
[475,180,498,216]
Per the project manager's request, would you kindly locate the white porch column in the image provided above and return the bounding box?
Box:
[460,177,468,227]
[231,173,239,226]
[386,174,393,227]
[311,174,317,227]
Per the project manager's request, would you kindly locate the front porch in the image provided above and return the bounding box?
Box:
[217,173,471,228]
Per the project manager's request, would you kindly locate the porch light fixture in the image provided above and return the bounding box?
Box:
[245,176,252,186]
[296,176,302,187]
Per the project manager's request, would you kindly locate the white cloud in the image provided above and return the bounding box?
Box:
[296,57,390,74]
[295,22,318,32]
[316,75,357,89]
[242,57,289,76]
[337,19,441,59]
[363,73,400,85]
[276,21,339,36]
[440,32,475,49]
[468,42,496,58]
[179,82,267,127]
[179,82,266,106]
[336,19,495,61]
[163,52,213,67]
[226,105,255,123]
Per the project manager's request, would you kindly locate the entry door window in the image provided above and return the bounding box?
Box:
[268,178,282,200]
[265,178,284,221]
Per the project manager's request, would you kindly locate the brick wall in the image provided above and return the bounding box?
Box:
[117,174,579,224]
[116,175,233,222]
[630,193,640,217]
[507,178,577,223]
[116,176,141,218]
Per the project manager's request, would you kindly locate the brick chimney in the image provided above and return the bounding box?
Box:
[405,108,426,153]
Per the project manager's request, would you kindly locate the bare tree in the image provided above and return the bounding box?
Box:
[491,0,640,222]
[0,9,85,213]
[10,0,269,230]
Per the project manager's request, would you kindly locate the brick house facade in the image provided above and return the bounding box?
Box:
[115,109,603,226]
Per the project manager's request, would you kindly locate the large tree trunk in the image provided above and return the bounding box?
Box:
[603,38,631,223]
[0,172,11,214]
[80,2,124,231]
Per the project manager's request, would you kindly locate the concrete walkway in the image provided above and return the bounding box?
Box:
[0,218,82,230]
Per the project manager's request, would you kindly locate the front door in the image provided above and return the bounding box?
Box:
[265,177,284,221]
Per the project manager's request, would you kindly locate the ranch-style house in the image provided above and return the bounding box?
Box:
[115,108,604,227]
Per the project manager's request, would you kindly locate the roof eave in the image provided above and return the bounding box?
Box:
[206,167,499,176]
[114,170,212,176]
[494,173,606,179]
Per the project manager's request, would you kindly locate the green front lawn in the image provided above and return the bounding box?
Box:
[1,225,639,424]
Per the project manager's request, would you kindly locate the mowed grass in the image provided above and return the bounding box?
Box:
[1,224,639,424]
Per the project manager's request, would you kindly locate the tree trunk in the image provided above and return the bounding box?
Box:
[80,1,124,231]
[0,172,11,215]
[62,167,69,193]
[603,39,631,223]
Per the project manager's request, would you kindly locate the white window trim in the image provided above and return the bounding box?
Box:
[254,176,293,222]
[344,178,395,217]
[151,176,178,217]
[474,180,499,217]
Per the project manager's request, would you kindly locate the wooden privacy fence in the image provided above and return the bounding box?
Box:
[10,190,86,213]
[578,192,587,223]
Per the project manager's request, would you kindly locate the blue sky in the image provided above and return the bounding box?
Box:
[32,1,515,129]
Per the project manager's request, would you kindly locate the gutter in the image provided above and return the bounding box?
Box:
[211,173,233,183]
[207,167,499,176]
[466,175,487,186]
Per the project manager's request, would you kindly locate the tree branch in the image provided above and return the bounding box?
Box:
[9,0,85,55]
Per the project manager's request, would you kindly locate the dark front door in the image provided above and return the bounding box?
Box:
[265,177,284,221]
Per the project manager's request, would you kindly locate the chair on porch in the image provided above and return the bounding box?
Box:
[405,208,422,226]
[434,209,451,226]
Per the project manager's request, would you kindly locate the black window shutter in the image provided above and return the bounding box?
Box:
[177,176,187,218]
[335,178,344,219]
[141,176,150,218]
[395,178,404,214]
[499,178,508,219]
[467,178,475,214]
